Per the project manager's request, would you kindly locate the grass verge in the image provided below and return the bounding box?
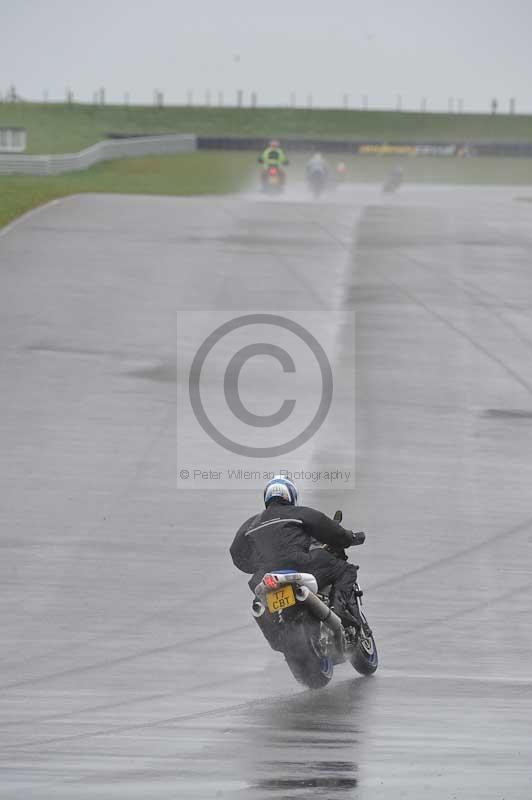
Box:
[0,152,251,228]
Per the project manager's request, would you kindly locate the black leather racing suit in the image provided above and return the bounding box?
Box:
[230,498,365,628]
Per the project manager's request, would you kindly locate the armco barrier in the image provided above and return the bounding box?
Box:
[197,136,532,158]
[198,136,356,153]
[2,134,532,175]
[0,134,196,176]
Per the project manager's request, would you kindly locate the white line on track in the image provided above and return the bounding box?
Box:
[0,196,70,240]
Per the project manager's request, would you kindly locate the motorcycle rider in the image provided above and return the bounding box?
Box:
[382,163,403,193]
[258,139,289,169]
[230,476,367,646]
[306,151,329,179]
[335,161,348,183]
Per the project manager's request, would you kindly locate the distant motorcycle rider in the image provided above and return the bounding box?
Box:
[306,151,329,178]
[382,163,403,193]
[258,139,289,169]
[230,476,367,635]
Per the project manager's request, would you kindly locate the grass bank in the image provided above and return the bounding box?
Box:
[2,151,532,230]
[0,152,250,229]
[2,102,532,154]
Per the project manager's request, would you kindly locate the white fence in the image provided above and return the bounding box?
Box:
[0,134,196,175]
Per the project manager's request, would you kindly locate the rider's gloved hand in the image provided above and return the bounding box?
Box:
[350,531,366,546]
[322,543,348,560]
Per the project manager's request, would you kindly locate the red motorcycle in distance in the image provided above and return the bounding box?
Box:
[260,164,286,194]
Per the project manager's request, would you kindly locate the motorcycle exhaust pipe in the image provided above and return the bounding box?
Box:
[295,586,344,647]
[252,598,265,618]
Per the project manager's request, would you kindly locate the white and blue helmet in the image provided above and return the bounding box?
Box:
[264,475,299,507]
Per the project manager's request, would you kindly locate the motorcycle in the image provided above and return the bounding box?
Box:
[335,161,348,187]
[251,511,378,689]
[307,167,328,199]
[382,166,403,194]
[260,164,286,194]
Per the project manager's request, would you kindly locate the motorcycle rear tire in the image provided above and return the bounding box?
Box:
[283,619,333,690]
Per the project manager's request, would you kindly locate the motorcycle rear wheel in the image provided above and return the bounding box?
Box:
[283,619,333,689]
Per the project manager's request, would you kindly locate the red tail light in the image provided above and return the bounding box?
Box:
[263,574,278,589]
[268,167,278,176]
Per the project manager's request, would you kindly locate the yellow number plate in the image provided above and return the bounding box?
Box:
[266,584,296,613]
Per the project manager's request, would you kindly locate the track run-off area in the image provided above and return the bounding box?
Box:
[1,184,531,799]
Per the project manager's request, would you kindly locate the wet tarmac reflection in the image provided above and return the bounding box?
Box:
[238,677,373,798]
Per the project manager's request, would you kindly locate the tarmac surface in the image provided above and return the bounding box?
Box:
[1,185,531,799]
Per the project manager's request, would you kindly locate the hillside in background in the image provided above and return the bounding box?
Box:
[1,102,532,154]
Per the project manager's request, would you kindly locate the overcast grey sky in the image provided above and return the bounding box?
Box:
[3,0,532,112]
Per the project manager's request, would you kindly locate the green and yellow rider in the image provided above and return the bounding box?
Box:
[258,139,290,168]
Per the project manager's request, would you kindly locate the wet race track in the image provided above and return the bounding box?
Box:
[1,185,531,798]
